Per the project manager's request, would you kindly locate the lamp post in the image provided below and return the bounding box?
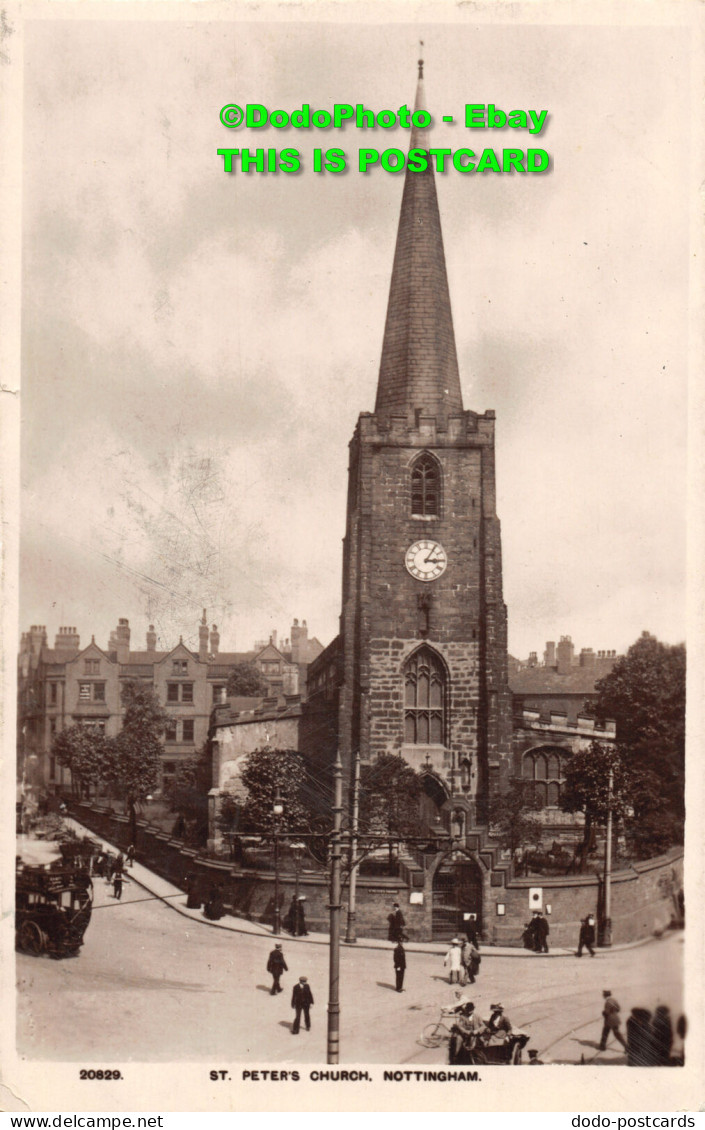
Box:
[327,751,343,1064]
[345,749,361,944]
[602,764,614,947]
[291,841,305,903]
[272,787,284,935]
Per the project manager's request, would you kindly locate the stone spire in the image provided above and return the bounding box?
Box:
[374,58,464,422]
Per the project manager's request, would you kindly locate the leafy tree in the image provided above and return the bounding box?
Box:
[560,741,633,872]
[488,778,543,864]
[103,680,169,844]
[239,747,312,834]
[593,631,685,847]
[359,754,425,872]
[166,743,212,845]
[51,724,107,798]
[226,661,269,698]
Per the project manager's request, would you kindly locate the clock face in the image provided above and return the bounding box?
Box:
[405,539,448,582]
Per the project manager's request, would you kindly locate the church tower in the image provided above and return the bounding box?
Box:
[336,62,513,831]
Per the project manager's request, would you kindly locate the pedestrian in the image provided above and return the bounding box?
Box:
[527,1049,544,1065]
[387,902,405,943]
[651,1005,673,1066]
[598,989,628,1052]
[461,938,481,984]
[105,853,115,884]
[626,1008,655,1066]
[126,843,135,867]
[266,943,288,995]
[204,882,225,920]
[535,912,550,953]
[113,872,124,900]
[464,914,479,948]
[577,914,596,957]
[294,896,308,936]
[291,976,313,1034]
[185,871,201,910]
[393,941,406,992]
[115,851,125,875]
[444,938,463,984]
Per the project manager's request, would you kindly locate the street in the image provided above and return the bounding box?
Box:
[17,876,684,1065]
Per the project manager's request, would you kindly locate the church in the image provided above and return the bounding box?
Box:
[305,61,514,836]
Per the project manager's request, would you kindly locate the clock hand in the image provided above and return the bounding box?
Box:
[424,545,440,563]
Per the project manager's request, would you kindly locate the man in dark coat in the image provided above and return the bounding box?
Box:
[464,915,479,948]
[393,941,406,992]
[577,915,596,957]
[387,902,405,942]
[599,990,628,1052]
[535,912,549,953]
[291,976,313,1033]
[266,943,288,995]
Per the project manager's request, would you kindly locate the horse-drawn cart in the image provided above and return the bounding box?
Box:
[16,864,93,958]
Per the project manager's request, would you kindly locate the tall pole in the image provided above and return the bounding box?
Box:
[273,786,282,935]
[345,749,361,943]
[602,764,613,947]
[327,751,343,1064]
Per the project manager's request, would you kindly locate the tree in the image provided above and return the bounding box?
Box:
[51,724,108,798]
[359,754,425,872]
[103,680,169,845]
[593,631,685,847]
[239,747,312,834]
[560,741,633,872]
[226,661,269,698]
[166,743,212,845]
[488,778,543,864]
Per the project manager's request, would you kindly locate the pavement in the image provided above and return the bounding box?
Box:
[61,817,657,959]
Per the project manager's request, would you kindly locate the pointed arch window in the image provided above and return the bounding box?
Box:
[411,454,440,517]
[404,646,446,745]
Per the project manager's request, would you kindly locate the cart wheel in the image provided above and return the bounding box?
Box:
[18,920,45,954]
[511,1041,523,1065]
[420,1022,448,1048]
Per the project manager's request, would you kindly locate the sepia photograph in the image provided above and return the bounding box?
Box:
[2,0,703,1114]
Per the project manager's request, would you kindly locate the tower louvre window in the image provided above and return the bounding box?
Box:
[411,454,440,517]
[403,646,446,745]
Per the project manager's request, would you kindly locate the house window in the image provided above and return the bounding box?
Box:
[165,720,178,742]
[172,660,188,675]
[49,718,57,738]
[85,659,100,674]
[182,719,194,742]
[181,683,194,703]
[403,646,446,745]
[411,453,440,517]
[49,683,58,705]
[212,684,226,704]
[93,682,106,702]
[79,684,91,701]
[167,683,179,703]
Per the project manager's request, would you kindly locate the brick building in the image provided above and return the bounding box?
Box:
[17,612,321,796]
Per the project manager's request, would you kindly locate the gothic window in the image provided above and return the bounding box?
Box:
[404,646,446,745]
[411,454,440,517]
[522,747,568,808]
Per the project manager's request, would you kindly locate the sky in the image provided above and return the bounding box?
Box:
[18,6,692,661]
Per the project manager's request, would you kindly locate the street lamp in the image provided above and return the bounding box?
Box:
[272,788,284,935]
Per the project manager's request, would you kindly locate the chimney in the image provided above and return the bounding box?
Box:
[210,624,220,656]
[54,626,80,651]
[556,635,574,675]
[198,609,209,660]
[146,624,157,652]
[580,648,596,668]
[544,640,556,667]
[290,617,309,665]
[528,651,538,668]
[115,618,130,664]
[29,625,48,656]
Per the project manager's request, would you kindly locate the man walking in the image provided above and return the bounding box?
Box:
[266,943,288,995]
[535,912,550,953]
[599,989,628,1052]
[577,915,596,957]
[291,976,313,1034]
[393,941,406,992]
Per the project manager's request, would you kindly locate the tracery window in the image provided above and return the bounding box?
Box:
[522,747,569,808]
[404,646,446,745]
[411,454,440,517]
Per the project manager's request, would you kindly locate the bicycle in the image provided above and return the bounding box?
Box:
[419,1008,457,1048]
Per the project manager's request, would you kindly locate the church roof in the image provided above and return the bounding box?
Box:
[374,63,463,423]
[509,659,617,696]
